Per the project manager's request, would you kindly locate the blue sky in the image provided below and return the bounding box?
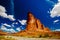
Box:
[14,0,59,29]
[0,0,60,33]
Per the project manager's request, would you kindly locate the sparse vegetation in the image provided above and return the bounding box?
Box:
[18,33,60,39]
[0,36,16,40]
[0,35,60,40]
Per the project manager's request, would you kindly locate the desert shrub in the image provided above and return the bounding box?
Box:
[43,34,49,38]
[0,36,5,39]
[39,35,42,38]
[0,36,16,40]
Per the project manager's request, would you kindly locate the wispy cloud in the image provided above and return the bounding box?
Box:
[54,29,60,31]
[50,0,60,18]
[0,5,27,33]
[0,22,23,33]
[0,23,16,33]
[53,20,59,23]
[3,23,11,27]
[18,20,27,25]
[16,27,21,31]
[9,29,16,33]
[49,0,60,24]
[1,25,7,31]
[0,5,15,21]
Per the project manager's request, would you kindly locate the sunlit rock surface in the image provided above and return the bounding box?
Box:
[0,12,60,38]
[12,12,51,37]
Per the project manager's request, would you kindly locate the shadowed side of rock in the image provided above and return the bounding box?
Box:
[25,12,50,32]
[12,12,51,37]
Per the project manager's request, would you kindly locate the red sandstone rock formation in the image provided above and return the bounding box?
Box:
[0,12,60,37]
[26,12,37,31]
[26,12,50,32]
[12,12,51,37]
[44,27,50,32]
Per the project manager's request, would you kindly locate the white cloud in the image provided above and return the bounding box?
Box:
[58,0,60,2]
[11,22,18,27]
[5,29,16,33]
[15,22,18,24]
[54,20,59,23]
[0,5,6,12]
[12,22,18,25]
[1,25,7,31]
[7,15,15,21]
[0,5,15,21]
[18,20,27,25]
[0,24,16,33]
[50,0,60,18]
[16,27,21,31]
[9,29,16,33]
[54,29,60,31]
[3,23,11,27]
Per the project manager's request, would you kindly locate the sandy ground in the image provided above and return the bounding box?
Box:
[5,36,60,40]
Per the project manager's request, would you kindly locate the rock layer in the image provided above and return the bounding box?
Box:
[26,12,50,32]
[12,12,51,37]
[0,30,8,35]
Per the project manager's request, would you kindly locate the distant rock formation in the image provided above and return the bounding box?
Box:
[0,30,8,35]
[0,12,60,38]
[26,12,50,32]
[12,12,51,37]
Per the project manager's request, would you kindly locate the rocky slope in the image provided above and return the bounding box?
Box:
[0,12,60,38]
[12,12,51,37]
[26,12,50,32]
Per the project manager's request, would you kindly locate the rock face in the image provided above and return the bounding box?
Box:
[26,12,37,31]
[12,12,51,37]
[26,12,50,32]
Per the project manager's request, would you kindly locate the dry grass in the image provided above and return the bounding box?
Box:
[0,35,60,40]
[0,36,16,40]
